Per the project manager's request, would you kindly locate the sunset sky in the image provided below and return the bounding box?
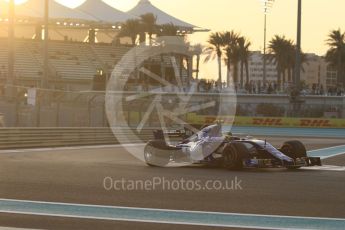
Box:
[52,0,345,56]
[7,0,345,55]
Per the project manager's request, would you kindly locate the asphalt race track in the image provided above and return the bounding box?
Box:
[0,136,345,229]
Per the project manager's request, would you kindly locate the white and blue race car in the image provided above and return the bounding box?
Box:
[144,123,322,169]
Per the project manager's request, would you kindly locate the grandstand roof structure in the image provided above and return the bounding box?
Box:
[76,1,135,24]
[127,0,207,31]
[0,0,207,32]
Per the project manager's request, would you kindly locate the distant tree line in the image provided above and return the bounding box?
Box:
[204,29,345,89]
[325,29,345,87]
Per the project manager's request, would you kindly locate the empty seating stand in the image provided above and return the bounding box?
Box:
[0,38,132,83]
[47,42,98,80]
[0,38,186,87]
[0,39,42,80]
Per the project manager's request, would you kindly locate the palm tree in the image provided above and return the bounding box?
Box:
[230,45,241,87]
[192,44,203,81]
[222,31,240,87]
[268,35,290,89]
[140,13,157,46]
[204,32,224,89]
[288,42,308,85]
[284,38,296,83]
[269,35,308,89]
[325,29,345,87]
[238,36,251,87]
[118,19,142,46]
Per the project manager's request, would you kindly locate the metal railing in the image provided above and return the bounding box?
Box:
[0,127,154,149]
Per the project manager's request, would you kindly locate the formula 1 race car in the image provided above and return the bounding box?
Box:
[143,123,322,169]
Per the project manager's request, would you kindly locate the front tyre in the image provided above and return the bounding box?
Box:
[280,140,307,158]
[144,142,170,167]
[222,144,243,170]
[280,140,307,169]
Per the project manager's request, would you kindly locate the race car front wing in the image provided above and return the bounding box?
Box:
[244,157,322,168]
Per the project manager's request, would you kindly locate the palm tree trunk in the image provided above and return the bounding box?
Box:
[240,61,244,88]
[245,60,249,85]
[282,71,286,85]
[196,55,200,92]
[227,59,231,87]
[196,55,200,80]
[288,68,292,83]
[277,68,282,91]
[233,61,238,86]
[217,56,222,89]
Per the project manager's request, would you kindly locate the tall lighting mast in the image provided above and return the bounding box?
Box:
[295,0,302,91]
[260,0,275,85]
[42,0,49,89]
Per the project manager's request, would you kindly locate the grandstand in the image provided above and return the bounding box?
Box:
[0,0,204,91]
[0,39,42,82]
[0,38,131,88]
[0,38,192,91]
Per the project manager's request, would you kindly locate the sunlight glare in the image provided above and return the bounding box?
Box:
[5,0,28,5]
[102,0,139,12]
[4,0,139,11]
[54,0,86,9]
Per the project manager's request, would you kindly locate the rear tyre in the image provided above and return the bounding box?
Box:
[222,144,244,170]
[144,141,171,167]
[280,140,307,169]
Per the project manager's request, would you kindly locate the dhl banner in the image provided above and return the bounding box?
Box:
[186,113,345,128]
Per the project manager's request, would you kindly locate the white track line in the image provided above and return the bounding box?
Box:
[308,144,345,159]
[0,198,344,230]
[301,165,345,171]
[1,198,344,221]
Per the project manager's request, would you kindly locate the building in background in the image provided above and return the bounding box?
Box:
[300,53,324,88]
[325,65,338,88]
[236,51,336,90]
[246,51,278,84]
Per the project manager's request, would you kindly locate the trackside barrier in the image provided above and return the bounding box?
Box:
[2,116,345,149]
[0,128,155,150]
[186,114,345,128]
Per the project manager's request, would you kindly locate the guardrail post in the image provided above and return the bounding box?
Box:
[341,95,345,118]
